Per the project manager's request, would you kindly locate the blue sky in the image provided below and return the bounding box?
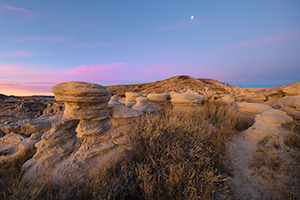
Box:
[0,0,299,95]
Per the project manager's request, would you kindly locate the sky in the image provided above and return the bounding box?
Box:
[0,0,300,96]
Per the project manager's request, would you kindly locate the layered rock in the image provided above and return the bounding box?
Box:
[171,92,205,107]
[220,94,235,103]
[125,92,142,108]
[283,81,300,96]
[23,82,136,184]
[147,93,171,111]
[244,109,293,145]
[272,95,300,119]
[237,102,272,115]
[108,95,142,127]
[0,132,42,162]
[132,97,153,113]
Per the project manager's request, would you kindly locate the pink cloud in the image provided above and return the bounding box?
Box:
[17,36,70,43]
[72,41,109,47]
[0,62,174,96]
[155,19,205,30]
[0,50,38,58]
[221,31,300,52]
[0,1,32,20]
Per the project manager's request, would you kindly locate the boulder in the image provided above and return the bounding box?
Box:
[237,102,272,115]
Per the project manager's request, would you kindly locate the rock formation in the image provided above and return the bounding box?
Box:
[171,92,205,107]
[0,132,42,162]
[147,93,171,111]
[108,95,142,127]
[237,102,272,115]
[244,109,293,145]
[22,82,141,184]
[282,81,300,96]
[132,97,154,113]
[125,92,142,108]
[220,94,235,103]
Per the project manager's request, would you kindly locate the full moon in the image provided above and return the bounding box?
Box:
[191,16,194,19]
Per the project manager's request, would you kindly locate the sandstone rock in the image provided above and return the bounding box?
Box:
[237,102,272,115]
[171,92,205,107]
[271,95,300,119]
[147,93,171,111]
[0,132,42,162]
[283,81,300,96]
[52,81,110,120]
[108,95,142,127]
[235,94,267,103]
[0,117,51,137]
[125,92,142,108]
[244,109,293,145]
[220,94,235,103]
[132,97,154,113]
[23,81,138,185]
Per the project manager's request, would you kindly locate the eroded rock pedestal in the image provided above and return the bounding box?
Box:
[22,82,139,184]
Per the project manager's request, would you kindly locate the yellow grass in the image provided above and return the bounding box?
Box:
[0,102,254,200]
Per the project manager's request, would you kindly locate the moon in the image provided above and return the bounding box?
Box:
[191,16,194,20]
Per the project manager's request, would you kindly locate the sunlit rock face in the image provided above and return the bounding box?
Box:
[125,92,142,108]
[237,102,272,115]
[272,95,300,119]
[171,92,205,107]
[132,97,154,113]
[283,81,300,96]
[108,95,142,127]
[220,94,235,103]
[244,109,293,145]
[22,82,138,184]
[147,93,171,111]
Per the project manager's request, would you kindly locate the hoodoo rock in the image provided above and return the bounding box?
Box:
[132,97,153,113]
[108,95,142,127]
[147,93,171,111]
[22,82,135,184]
[125,92,142,108]
[237,102,272,115]
[171,92,205,107]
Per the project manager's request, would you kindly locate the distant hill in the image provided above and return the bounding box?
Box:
[106,75,235,97]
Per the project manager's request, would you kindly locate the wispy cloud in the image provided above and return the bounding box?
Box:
[17,36,71,43]
[155,19,205,31]
[72,40,110,48]
[221,31,300,52]
[0,62,173,95]
[0,1,33,20]
[0,50,38,58]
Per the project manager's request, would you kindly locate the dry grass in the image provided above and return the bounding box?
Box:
[0,102,254,200]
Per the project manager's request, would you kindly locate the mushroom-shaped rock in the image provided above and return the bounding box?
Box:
[147,93,171,111]
[171,93,205,107]
[125,92,142,108]
[237,102,272,115]
[132,97,154,113]
[52,81,110,120]
[108,95,142,127]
